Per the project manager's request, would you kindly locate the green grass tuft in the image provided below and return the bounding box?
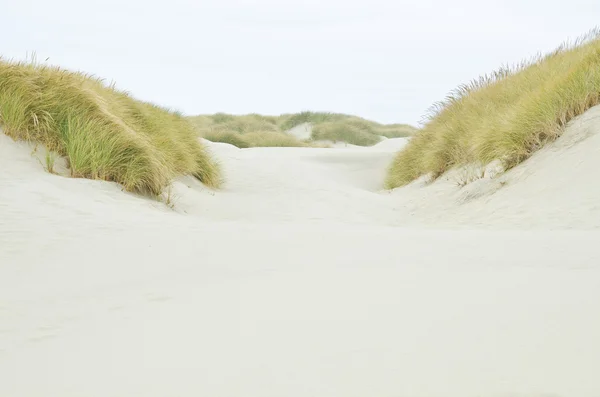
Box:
[241,130,307,147]
[311,120,382,146]
[277,111,348,131]
[0,59,220,194]
[386,28,600,189]
[310,117,415,146]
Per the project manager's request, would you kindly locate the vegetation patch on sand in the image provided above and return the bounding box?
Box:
[189,111,416,148]
[0,59,220,194]
[190,113,307,148]
[386,28,600,188]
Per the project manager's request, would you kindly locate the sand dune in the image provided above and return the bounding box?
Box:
[172,106,600,229]
[2,107,600,396]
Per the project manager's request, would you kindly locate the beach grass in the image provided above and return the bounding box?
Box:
[191,111,416,148]
[386,28,600,188]
[0,59,221,194]
[190,113,306,148]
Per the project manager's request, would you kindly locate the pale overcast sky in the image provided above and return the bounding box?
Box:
[2,0,599,124]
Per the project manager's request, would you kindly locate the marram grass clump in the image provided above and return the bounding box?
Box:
[277,111,349,131]
[386,28,600,188]
[0,59,220,194]
[311,120,381,146]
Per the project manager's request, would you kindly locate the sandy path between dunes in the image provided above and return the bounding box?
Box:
[2,107,600,397]
[2,223,600,397]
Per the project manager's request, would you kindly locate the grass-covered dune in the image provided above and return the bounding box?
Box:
[386,29,600,188]
[189,113,306,148]
[189,111,416,148]
[0,60,220,194]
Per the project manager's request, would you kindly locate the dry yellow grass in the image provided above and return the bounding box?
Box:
[0,59,220,194]
[386,28,600,188]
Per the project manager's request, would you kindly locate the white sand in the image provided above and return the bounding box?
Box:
[285,121,313,140]
[2,106,600,397]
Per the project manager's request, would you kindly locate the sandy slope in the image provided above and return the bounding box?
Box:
[286,122,313,140]
[1,107,600,397]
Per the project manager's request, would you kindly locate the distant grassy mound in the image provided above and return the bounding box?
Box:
[189,111,416,148]
[0,60,220,194]
[277,111,350,131]
[189,113,305,148]
[311,120,381,146]
[386,29,600,189]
